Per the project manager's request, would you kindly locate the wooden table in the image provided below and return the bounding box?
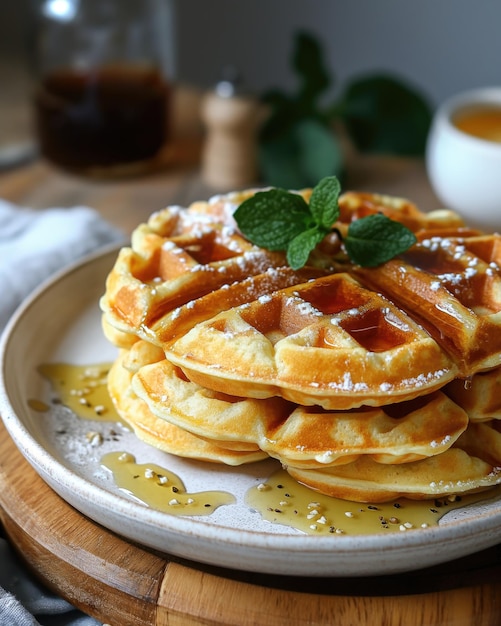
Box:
[0,147,443,235]
[0,138,209,235]
[1,153,500,625]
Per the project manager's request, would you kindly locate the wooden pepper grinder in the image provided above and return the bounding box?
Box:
[201,68,262,190]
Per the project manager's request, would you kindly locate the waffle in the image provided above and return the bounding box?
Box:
[165,230,501,406]
[100,187,501,503]
[352,234,501,375]
[445,367,501,422]
[108,340,266,465]
[166,272,457,409]
[287,421,501,502]
[101,189,467,351]
[336,191,465,234]
[132,354,468,468]
[100,193,290,348]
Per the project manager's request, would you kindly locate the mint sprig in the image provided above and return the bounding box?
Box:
[233,176,417,270]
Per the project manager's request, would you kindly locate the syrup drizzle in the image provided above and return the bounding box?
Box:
[35,362,123,424]
[246,469,499,535]
[31,361,499,534]
[101,451,235,515]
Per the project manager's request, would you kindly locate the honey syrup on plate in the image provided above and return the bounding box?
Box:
[246,470,500,535]
[101,452,235,516]
[33,362,235,516]
[34,362,123,424]
[32,361,500,532]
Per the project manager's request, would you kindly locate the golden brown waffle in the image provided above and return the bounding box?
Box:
[132,354,469,468]
[101,189,467,350]
[108,341,266,465]
[100,187,501,503]
[287,421,501,502]
[445,367,501,422]
[166,272,457,409]
[352,234,501,375]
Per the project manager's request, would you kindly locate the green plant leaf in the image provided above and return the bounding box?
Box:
[344,213,417,267]
[259,118,343,189]
[287,226,327,270]
[294,119,343,187]
[309,175,341,229]
[258,31,434,187]
[260,92,301,142]
[292,31,331,107]
[233,188,311,250]
[258,31,339,187]
[258,135,306,190]
[338,73,432,155]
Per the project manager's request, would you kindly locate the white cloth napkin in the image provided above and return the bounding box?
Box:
[0,198,124,625]
[0,199,125,332]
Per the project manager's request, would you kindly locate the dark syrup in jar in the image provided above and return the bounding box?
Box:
[34,65,169,171]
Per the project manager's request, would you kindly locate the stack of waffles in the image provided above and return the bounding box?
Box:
[100,189,501,503]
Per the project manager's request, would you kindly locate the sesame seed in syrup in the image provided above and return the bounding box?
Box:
[86,431,103,447]
[101,451,235,516]
[37,362,124,425]
[244,469,495,536]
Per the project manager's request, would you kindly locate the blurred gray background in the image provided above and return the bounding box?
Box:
[173,0,501,108]
[1,0,501,108]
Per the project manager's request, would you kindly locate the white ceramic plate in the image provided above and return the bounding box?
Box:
[1,246,501,577]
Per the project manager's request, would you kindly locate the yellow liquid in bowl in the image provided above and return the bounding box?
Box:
[454,107,501,143]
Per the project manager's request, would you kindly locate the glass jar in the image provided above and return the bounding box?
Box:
[32,0,174,175]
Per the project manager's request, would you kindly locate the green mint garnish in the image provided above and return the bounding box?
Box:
[287,226,327,270]
[309,175,341,229]
[233,176,417,269]
[232,188,312,251]
[344,212,417,267]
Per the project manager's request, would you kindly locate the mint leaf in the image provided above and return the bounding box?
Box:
[287,226,327,270]
[234,188,311,250]
[344,213,417,267]
[309,175,340,229]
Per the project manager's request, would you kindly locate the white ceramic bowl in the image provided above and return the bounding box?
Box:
[426,87,501,232]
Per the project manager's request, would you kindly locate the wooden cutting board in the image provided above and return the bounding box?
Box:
[0,416,500,626]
